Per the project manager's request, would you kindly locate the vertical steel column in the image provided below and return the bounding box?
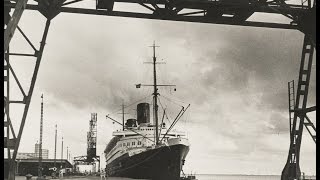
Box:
[4,46,16,180]
[7,19,51,180]
[38,94,44,178]
[54,124,57,168]
[61,137,64,168]
[281,35,315,180]
[6,47,11,169]
[288,80,295,138]
[122,102,125,130]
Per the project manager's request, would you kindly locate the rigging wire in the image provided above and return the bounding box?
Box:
[167,106,186,132]
[105,115,155,143]
[161,93,189,107]
[162,95,190,132]
[159,109,166,137]
[108,95,152,116]
[161,94,183,108]
[158,97,172,124]
[183,107,191,137]
[160,104,190,143]
[125,95,152,109]
[160,93,190,130]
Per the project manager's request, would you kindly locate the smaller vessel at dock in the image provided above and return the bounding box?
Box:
[180,171,198,180]
[180,175,198,180]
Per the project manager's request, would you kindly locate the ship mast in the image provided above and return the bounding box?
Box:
[135,41,176,146]
[122,101,125,131]
[118,100,128,131]
[151,41,160,146]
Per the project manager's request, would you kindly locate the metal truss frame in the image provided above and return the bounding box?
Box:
[3,0,316,180]
[4,0,314,31]
[281,35,316,180]
[4,19,52,180]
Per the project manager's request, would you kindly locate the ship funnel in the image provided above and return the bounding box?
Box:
[137,103,150,124]
[126,119,137,128]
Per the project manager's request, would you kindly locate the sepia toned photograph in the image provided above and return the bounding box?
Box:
[3,0,316,180]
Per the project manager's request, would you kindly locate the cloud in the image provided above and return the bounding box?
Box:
[267,112,290,133]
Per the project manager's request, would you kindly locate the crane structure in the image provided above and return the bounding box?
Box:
[3,0,316,179]
[282,35,316,180]
[87,113,98,162]
[73,113,100,173]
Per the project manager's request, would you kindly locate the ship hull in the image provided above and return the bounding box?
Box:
[106,144,189,180]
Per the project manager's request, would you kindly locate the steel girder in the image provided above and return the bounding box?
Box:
[3,0,313,30]
[281,35,316,180]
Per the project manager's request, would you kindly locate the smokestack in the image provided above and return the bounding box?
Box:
[137,103,150,124]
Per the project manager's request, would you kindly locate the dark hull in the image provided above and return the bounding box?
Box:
[106,144,189,180]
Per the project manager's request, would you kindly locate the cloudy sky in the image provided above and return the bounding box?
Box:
[7,0,316,175]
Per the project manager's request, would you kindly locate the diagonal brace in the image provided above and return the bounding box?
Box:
[7,63,27,98]
[17,26,38,53]
[4,0,29,53]
[9,19,52,179]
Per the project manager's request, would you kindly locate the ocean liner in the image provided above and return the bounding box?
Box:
[104,42,190,180]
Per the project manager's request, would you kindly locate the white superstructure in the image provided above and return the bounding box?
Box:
[105,123,189,164]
